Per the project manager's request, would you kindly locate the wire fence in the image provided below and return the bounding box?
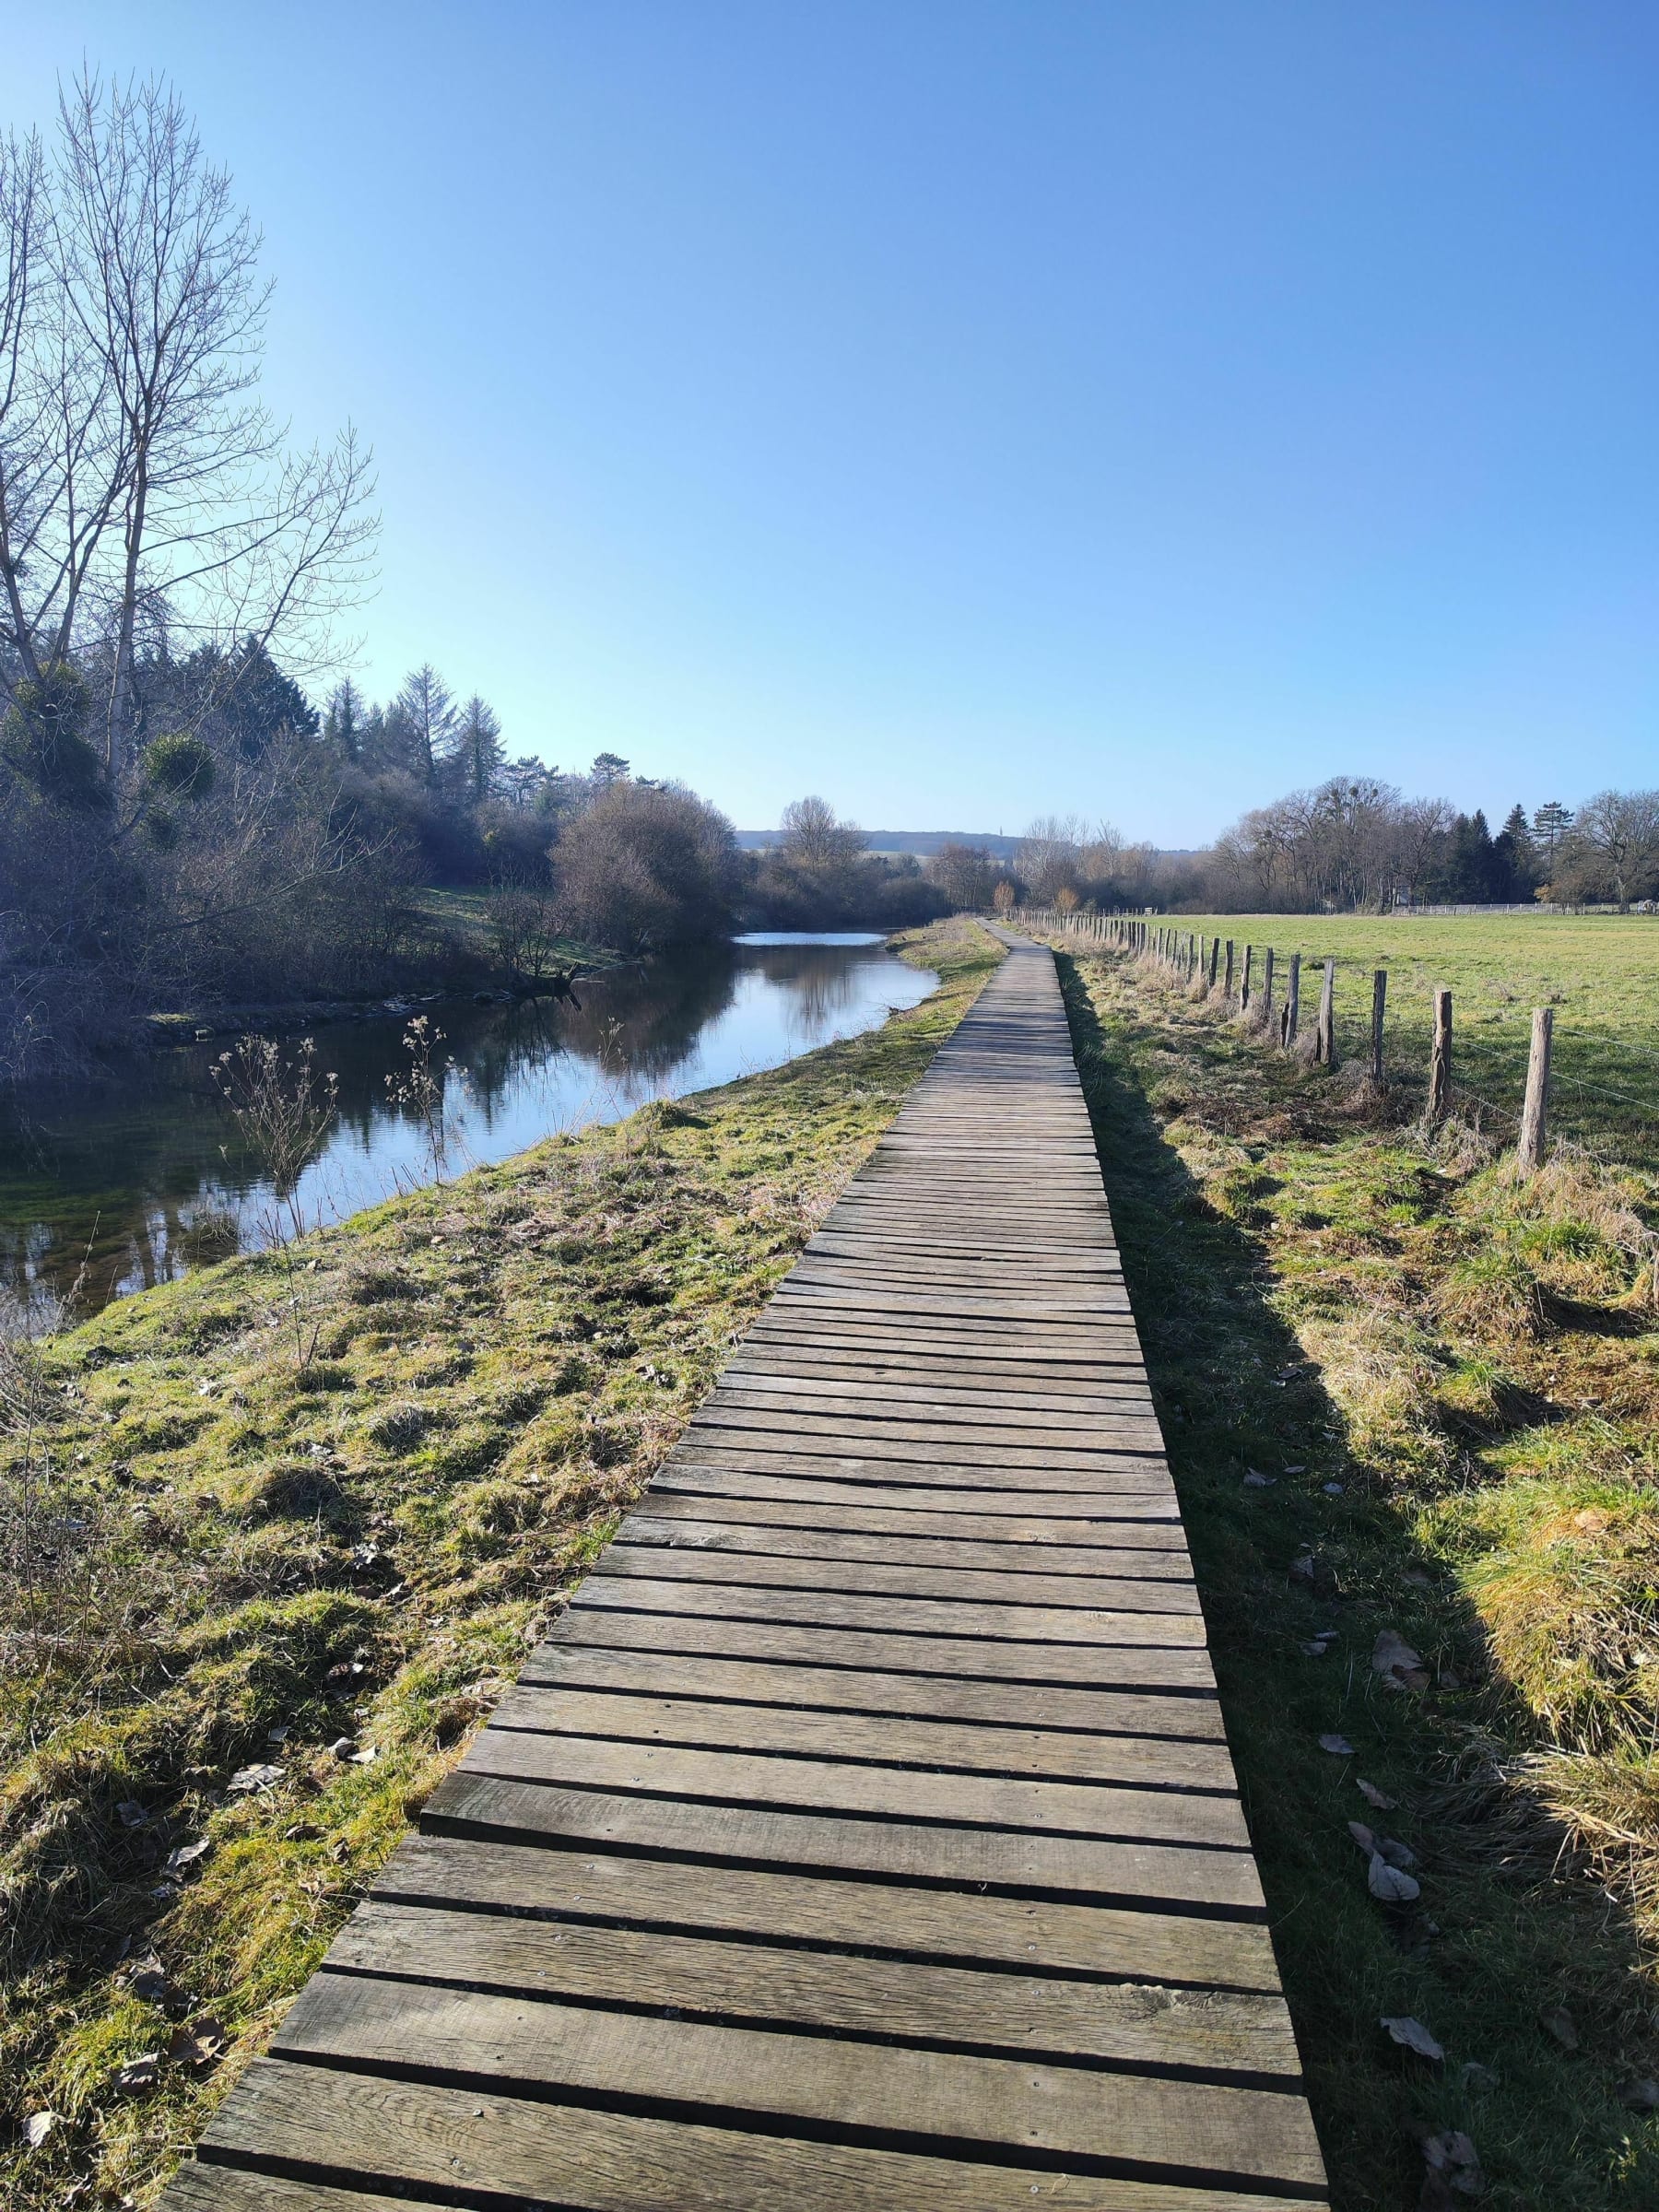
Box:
[1007,906,1659,1167]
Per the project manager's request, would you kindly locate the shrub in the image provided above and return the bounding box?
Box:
[552,781,740,952]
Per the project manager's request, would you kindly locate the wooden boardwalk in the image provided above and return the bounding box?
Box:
[166,940,1328,2212]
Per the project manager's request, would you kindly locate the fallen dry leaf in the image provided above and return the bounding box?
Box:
[1540,2006,1580,2052]
[227,1762,284,1794]
[1382,2014,1444,2061]
[1358,1778,1397,1811]
[1418,2127,1485,2201]
[112,2053,160,2096]
[1373,1628,1430,1691]
[1618,2078,1659,2112]
[1353,1824,1419,1870]
[114,1800,148,1829]
[166,2016,227,2069]
[23,2112,57,2148]
[164,1837,211,1877]
[1368,1854,1421,1903]
[125,1952,171,2004]
[1319,1733,1356,1756]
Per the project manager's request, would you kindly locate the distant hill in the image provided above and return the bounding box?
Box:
[737,829,1024,859]
[736,830,1199,862]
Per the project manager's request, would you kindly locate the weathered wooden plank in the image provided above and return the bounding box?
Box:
[666,1441,1177,1493]
[649,1465,1182,1524]
[544,1603,1222,1696]
[520,1641,1227,1739]
[639,1481,1187,1547]
[191,2059,1327,2211]
[723,1359,1156,1408]
[706,1383,1157,1434]
[575,1567,1209,1642]
[330,1898,1300,2073]
[617,1509,1194,1577]
[490,1682,1237,1791]
[273,1975,1326,2189]
[376,1830,1269,1985]
[420,1771,1263,1909]
[593,1537,1202,1612]
[460,1723,1251,1849]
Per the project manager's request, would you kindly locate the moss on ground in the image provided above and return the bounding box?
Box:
[0,919,1002,2209]
[1045,935,1659,2212]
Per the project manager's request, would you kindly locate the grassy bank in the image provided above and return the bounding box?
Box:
[0,918,1002,2209]
[1041,932,1658,2210]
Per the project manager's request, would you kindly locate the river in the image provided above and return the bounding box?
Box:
[0,933,935,1319]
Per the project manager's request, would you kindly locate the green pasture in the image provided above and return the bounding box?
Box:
[1165,913,1659,1155]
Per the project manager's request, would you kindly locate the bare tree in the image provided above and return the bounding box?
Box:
[779,794,866,868]
[924,841,1000,909]
[1571,789,1659,910]
[0,73,377,776]
[1017,815,1088,903]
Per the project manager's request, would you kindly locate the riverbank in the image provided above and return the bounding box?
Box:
[1038,931,1659,2210]
[0,918,1003,2209]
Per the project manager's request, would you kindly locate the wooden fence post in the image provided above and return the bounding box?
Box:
[1223,939,1235,1001]
[1241,945,1253,1008]
[1208,935,1220,989]
[1318,959,1336,1067]
[1371,971,1386,1084]
[1262,947,1275,1021]
[1285,953,1300,1047]
[1429,988,1453,1124]
[1517,1007,1553,1172]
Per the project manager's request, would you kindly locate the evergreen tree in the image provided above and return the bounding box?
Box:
[449,695,505,805]
[211,640,319,758]
[590,751,629,787]
[393,665,456,785]
[1492,803,1536,900]
[1532,799,1574,853]
[324,677,364,764]
[1453,808,1499,900]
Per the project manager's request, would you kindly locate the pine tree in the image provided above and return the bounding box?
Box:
[394,665,456,786]
[449,695,505,805]
[324,677,364,764]
[1532,800,1573,853]
[1492,804,1536,899]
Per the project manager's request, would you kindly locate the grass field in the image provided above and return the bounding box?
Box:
[1141,912,1659,1159]
[0,921,1001,2210]
[1034,925,1659,2210]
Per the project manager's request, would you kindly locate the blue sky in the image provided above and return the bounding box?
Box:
[7,3,1657,842]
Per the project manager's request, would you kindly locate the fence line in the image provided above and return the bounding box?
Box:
[1003,905,1657,1171]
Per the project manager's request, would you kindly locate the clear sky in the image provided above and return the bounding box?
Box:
[6,3,1657,842]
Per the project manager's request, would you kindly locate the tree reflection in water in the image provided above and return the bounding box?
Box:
[1,934,933,1318]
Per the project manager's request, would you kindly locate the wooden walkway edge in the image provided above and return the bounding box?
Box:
[163,938,1329,2211]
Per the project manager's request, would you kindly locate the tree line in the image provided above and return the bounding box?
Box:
[959,782,1659,917]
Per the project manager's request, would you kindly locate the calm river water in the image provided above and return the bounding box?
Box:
[1,933,935,1318]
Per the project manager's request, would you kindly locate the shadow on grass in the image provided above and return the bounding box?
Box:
[1053,950,1654,2212]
